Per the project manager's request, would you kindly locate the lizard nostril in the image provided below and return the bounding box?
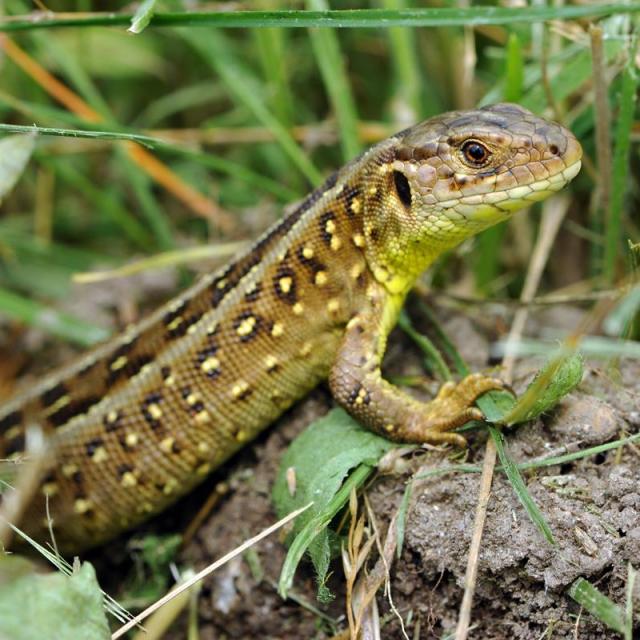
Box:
[549,144,559,155]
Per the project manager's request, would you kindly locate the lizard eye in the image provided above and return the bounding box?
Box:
[393,170,412,207]
[461,140,491,167]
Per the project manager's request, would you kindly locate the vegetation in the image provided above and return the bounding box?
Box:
[0,1,638,639]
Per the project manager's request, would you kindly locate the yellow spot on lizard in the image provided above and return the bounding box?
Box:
[236,315,257,336]
[201,357,220,375]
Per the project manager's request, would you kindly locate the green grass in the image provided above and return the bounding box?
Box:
[2,5,640,31]
[0,1,638,637]
[1,3,637,313]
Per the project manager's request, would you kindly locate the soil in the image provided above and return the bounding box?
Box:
[5,297,640,639]
[160,301,640,639]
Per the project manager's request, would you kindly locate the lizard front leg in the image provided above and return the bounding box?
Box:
[329,285,504,447]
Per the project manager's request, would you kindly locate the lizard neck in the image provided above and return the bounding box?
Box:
[358,148,447,298]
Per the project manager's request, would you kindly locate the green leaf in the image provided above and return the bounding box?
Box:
[568,577,626,634]
[129,0,158,34]
[273,408,395,600]
[278,463,372,602]
[0,557,110,640]
[0,133,35,202]
[501,352,584,426]
[475,390,516,424]
[119,533,182,607]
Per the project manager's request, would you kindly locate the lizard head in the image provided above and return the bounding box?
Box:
[362,103,582,293]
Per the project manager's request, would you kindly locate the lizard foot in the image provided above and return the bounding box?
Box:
[402,373,505,447]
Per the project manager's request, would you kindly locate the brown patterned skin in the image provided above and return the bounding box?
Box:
[0,103,582,551]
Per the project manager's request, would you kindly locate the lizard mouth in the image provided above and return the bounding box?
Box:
[494,131,583,209]
[559,158,582,183]
[521,157,582,200]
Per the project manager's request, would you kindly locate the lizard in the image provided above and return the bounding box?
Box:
[0,103,582,552]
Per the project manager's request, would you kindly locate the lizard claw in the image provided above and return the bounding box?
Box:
[402,374,503,447]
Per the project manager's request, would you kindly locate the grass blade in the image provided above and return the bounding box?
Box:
[181,29,323,186]
[397,309,452,381]
[0,287,109,346]
[3,6,640,32]
[0,123,299,202]
[413,302,557,544]
[382,0,424,121]
[488,426,555,544]
[492,336,640,359]
[0,133,35,201]
[307,0,361,161]
[568,577,626,634]
[624,564,636,640]
[604,40,638,283]
[129,0,158,34]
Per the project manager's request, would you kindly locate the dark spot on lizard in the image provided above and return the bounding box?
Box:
[393,170,412,207]
[41,383,68,408]
[106,353,153,387]
[348,384,362,405]
[163,301,187,326]
[103,411,123,432]
[319,211,337,246]
[4,432,25,456]
[85,438,104,457]
[244,282,262,302]
[342,184,361,217]
[0,410,21,435]
[273,266,297,305]
[296,246,327,282]
[117,463,134,477]
[141,391,163,430]
[49,395,101,428]
[143,391,163,405]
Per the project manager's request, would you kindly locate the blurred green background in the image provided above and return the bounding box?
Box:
[0,1,637,347]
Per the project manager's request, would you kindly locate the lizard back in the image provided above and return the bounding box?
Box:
[0,142,389,550]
